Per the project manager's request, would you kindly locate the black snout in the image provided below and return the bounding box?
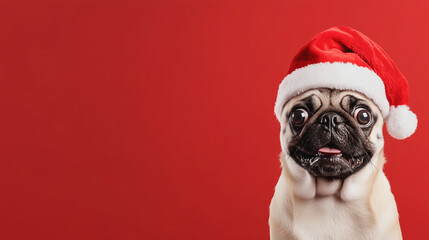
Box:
[289,110,374,179]
[319,112,344,131]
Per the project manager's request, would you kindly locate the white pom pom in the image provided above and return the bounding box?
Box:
[386,105,418,140]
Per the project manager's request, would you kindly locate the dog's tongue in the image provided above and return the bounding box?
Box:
[318,147,342,155]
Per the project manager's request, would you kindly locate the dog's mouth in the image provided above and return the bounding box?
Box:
[291,142,369,179]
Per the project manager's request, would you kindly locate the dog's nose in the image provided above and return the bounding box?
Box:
[319,112,344,130]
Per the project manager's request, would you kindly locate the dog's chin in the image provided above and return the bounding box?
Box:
[292,148,369,179]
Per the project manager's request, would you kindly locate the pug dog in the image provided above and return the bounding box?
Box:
[269,88,402,240]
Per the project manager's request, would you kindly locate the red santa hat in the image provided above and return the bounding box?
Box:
[274,26,417,140]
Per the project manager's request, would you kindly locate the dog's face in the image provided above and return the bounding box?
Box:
[280,88,384,179]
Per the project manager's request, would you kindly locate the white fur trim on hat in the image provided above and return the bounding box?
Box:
[274,62,390,120]
[386,105,418,140]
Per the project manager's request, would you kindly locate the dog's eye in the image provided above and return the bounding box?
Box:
[290,108,308,126]
[354,108,371,126]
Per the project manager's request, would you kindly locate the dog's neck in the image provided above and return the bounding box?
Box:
[281,150,386,201]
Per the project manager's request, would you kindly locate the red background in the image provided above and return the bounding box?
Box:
[0,0,428,239]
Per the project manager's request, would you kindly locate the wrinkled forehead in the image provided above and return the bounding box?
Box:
[280,88,381,121]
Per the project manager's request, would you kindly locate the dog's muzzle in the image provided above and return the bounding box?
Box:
[289,111,374,179]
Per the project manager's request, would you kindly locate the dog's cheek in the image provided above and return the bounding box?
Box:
[280,126,293,154]
[368,118,384,154]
